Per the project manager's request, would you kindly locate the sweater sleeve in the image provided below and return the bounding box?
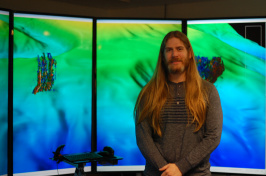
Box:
[175,84,223,174]
[136,119,168,170]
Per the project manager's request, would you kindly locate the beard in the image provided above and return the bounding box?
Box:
[166,57,189,74]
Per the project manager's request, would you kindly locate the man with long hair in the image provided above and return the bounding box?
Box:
[134,31,223,176]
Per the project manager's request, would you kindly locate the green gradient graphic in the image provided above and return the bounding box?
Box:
[97,21,182,166]
[13,15,93,173]
[188,22,265,169]
[0,11,9,176]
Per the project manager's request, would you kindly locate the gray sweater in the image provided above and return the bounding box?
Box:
[135,80,223,176]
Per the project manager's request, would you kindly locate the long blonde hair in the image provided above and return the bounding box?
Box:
[134,31,208,136]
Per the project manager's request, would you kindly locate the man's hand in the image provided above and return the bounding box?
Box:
[159,163,182,176]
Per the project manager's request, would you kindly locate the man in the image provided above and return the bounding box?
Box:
[134,31,223,176]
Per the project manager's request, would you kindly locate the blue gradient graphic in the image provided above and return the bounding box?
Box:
[97,21,182,167]
[13,14,93,174]
[97,20,265,172]
[0,10,9,176]
[4,16,266,175]
[188,22,265,169]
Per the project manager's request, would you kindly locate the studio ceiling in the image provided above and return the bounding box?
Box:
[51,0,216,9]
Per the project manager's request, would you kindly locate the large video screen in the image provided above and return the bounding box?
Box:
[13,13,93,175]
[0,9,9,176]
[187,18,266,175]
[96,19,182,171]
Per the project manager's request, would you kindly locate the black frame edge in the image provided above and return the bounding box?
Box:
[8,10,14,176]
[91,17,97,173]
[182,19,187,35]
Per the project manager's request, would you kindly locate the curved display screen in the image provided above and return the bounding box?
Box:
[187,18,266,175]
[4,14,266,175]
[0,9,9,176]
[96,19,182,171]
[13,13,93,175]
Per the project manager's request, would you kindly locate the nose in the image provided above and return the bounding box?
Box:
[172,49,179,57]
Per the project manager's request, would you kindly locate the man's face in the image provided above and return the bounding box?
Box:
[164,37,191,75]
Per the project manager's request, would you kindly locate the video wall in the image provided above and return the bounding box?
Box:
[187,18,266,174]
[96,18,266,175]
[0,9,9,176]
[13,13,93,175]
[96,19,182,171]
[2,9,266,176]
